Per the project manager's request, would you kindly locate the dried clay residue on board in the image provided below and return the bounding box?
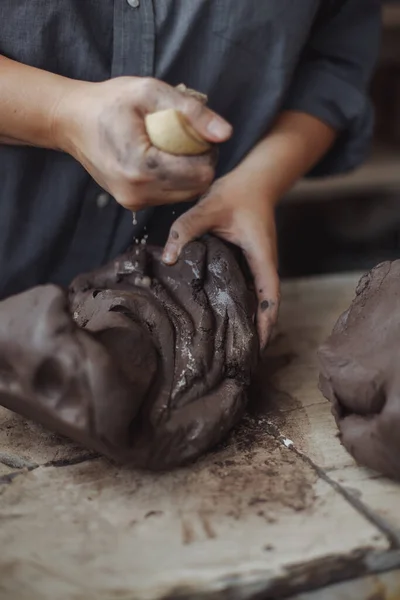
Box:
[198,337,317,520]
[62,415,316,518]
[178,415,318,521]
[48,415,317,526]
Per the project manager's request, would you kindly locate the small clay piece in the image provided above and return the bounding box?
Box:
[318,261,400,480]
[0,237,258,470]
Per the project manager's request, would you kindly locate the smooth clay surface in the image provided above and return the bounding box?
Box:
[0,237,258,470]
[318,261,400,480]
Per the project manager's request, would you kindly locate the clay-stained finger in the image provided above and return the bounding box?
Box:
[240,231,280,350]
[163,201,216,264]
[117,187,206,212]
[142,145,216,190]
[136,78,232,144]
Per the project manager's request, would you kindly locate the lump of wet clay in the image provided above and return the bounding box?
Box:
[318,261,400,479]
[0,237,258,470]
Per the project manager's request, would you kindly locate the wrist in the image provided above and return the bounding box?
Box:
[229,161,282,207]
[231,111,337,206]
[0,56,83,151]
[51,79,92,154]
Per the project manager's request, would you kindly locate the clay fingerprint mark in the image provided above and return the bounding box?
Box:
[180,512,216,545]
[199,511,216,539]
[145,510,163,519]
[181,519,195,545]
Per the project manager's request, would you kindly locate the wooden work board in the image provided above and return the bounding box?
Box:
[1,273,400,600]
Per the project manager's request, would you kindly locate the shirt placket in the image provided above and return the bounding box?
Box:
[112,0,155,77]
[104,0,157,258]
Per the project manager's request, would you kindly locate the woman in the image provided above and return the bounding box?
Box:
[0,0,381,347]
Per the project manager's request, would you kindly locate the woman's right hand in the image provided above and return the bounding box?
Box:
[54,77,232,211]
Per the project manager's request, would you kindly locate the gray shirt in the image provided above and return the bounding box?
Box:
[0,0,381,298]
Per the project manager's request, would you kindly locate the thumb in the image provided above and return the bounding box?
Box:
[180,99,233,144]
[162,203,215,265]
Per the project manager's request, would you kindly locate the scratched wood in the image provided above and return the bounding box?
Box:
[1,272,400,600]
[0,462,14,478]
[0,454,388,600]
[292,569,400,600]
[0,405,96,468]
[267,273,400,545]
[264,272,358,468]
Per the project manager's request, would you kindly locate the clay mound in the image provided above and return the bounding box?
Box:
[318,261,400,479]
[0,236,258,470]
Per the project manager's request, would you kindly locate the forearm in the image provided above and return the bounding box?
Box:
[233,110,337,204]
[0,55,77,149]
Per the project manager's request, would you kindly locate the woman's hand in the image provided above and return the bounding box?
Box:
[161,110,338,348]
[162,171,280,349]
[55,77,232,210]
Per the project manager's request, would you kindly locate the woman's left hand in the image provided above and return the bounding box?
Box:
[162,170,280,350]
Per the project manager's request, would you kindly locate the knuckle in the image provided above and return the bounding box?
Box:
[136,77,161,102]
[185,159,214,187]
[182,97,206,120]
[194,197,212,215]
[142,152,170,182]
[123,171,140,186]
[173,216,189,235]
[134,198,147,210]
[174,214,194,238]
[117,190,145,211]
[138,76,155,92]
[198,165,214,187]
[120,165,148,186]
[144,154,160,171]
[169,228,180,241]
[180,160,214,190]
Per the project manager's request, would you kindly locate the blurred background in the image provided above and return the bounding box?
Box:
[278,1,400,278]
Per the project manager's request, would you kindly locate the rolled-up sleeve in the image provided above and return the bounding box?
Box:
[283,0,381,177]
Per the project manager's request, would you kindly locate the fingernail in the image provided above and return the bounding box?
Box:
[207,117,232,140]
[162,247,177,265]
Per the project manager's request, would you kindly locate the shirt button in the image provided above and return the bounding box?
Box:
[127,0,139,7]
[96,192,109,208]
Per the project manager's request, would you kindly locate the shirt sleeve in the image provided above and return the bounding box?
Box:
[282,0,382,177]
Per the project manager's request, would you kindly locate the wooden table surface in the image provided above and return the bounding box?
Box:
[1,273,400,600]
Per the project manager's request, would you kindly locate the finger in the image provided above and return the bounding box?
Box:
[117,188,203,212]
[138,78,232,143]
[142,146,215,192]
[240,231,280,350]
[178,95,232,144]
[162,200,217,265]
